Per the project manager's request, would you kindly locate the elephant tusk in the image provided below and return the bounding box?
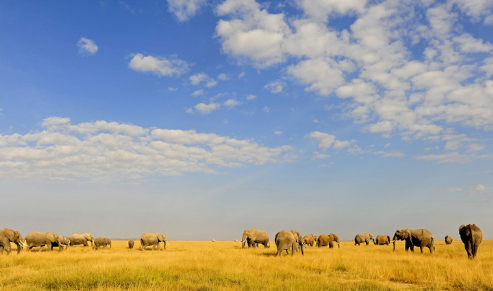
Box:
[165,241,170,245]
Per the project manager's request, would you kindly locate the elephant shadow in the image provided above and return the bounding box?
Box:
[259,252,277,257]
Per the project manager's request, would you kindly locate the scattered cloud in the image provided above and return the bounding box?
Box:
[168,87,178,91]
[274,131,282,135]
[312,152,330,160]
[468,184,491,196]
[192,89,204,97]
[190,73,217,87]
[263,106,270,113]
[194,102,220,114]
[246,94,257,101]
[0,117,294,181]
[223,99,240,108]
[218,73,229,81]
[445,187,463,192]
[415,152,471,163]
[77,37,98,55]
[238,72,245,79]
[265,80,285,94]
[167,0,206,22]
[128,53,189,77]
[306,131,352,150]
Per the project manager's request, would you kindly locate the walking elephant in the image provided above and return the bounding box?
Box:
[128,240,134,249]
[459,224,482,259]
[374,235,390,245]
[275,230,297,256]
[141,233,167,250]
[25,231,64,252]
[93,237,111,250]
[445,235,453,245]
[0,228,26,254]
[69,233,94,247]
[393,229,435,253]
[354,233,374,246]
[317,233,339,248]
[329,233,340,248]
[290,230,304,255]
[303,234,317,247]
[241,229,270,248]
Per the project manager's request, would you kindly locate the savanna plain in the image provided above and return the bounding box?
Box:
[1,240,492,291]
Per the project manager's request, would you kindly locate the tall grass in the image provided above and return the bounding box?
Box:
[1,240,492,290]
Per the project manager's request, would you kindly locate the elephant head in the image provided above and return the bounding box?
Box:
[393,229,411,251]
[47,232,59,243]
[83,233,94,246]
[157,234,168,248]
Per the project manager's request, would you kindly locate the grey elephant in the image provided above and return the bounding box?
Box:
[56,236,70,250]
[445,235,453,245]
[275,230,298,256]
[69,233,94,247]
[374,235,391,245]
[329,233,340,248]
[317,233,339,248]
[128,240,134,249]
[354,233,374,246]
[393,229,435,253]
[459,224,482,259]
[241,229,270,248]
[141,233,168,250]
[0,228,26,254]
[25,231,64,252]
[93,237,111,250]
[303,234,317,247]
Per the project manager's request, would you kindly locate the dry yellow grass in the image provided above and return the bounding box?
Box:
[1,240,492,290]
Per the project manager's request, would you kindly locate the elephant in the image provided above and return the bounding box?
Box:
[303,234,317,246]
[317,233,339,248]
[290,230,305,255]
[128,240,134,249]
[393,229,435,253]
[25,231,65,252]
[241,229,270,248]
[141,233,168,250]
[57,236,70,250]
[374,235,391,245]
[0,228,26,254]
[0,235,12,255]
[459,224,482,259]
[354,233,374,246]
[93,237,111,250]
[275,230,298,256]
[445,235,453,245]
[69,233,94,247]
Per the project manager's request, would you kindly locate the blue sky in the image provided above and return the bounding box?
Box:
[1,0,492,241]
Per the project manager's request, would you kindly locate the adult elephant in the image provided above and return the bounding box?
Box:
[0,228,26,254]
[128,240,134,249]
[329,233,340,248]
[69,233,94,247]
[241,229,270,248]
[93,237,111,250]
[354,233,374,246]
[317,233,339,248]
[392,229,434,253]
[374,235,391,245]
[445,235,453,245]
[25,231,64,252]
[459,224,482,259]
[141,233,168,250]
[275,230,298,256]
[303,234,317,247]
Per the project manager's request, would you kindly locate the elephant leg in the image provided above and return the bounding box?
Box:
[465,241,473,258]
[39,246,44,252]
[16,243,22,254]
[0,246,3,254]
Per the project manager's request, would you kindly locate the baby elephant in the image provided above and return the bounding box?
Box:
[128,240,134,249]
[93,237,111,250]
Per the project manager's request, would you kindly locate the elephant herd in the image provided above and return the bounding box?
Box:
[241,224,484,259]
[0,230,168,254]
[0,224,484,259]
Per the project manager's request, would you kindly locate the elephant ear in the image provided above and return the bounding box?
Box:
[458,224,466,232]
[406,230,414,245]
[84,233,92,240]
[2,229,15,241]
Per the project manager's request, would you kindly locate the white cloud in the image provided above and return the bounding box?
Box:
[238,72,246,79]
[312,151,330,160]
[223,99,240,107]
[246,94,257,100]
[168,87,178,91]
[263,106,270,113]
[190,73,217,87]
[218,73,229,81]
[167,0,206,22]
[295,0,368,22]
[415,152,471,163]
[445,187,463,192]
[194,103,220,114]
[192,89,204,97]
[468,184,490,196]
[306,131,352,149]
[0,117,294,181]
[274,131,282,135]
[128,53,189,77]
[77,37,98,55]
[265,80,285,94]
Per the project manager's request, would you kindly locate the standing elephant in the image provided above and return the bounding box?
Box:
[69,233,94,247]
[57,236,70,250]
[93,237,111,250]
[241,229,270,248]
[445,235,453,245]
[374,235,391,245]
[275,230,297,256]
[459,224,482,259]
[317,233,339,248]
[128,240,135,249]
[0,228,26,254]
[25,232,64,252]
[329,233,340,248]
[141,233,167,250]
[393,229,435,253]
[354,233,374,246]
[303,234,317,247]
[290,230,304,255]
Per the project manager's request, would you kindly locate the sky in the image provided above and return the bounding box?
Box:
[1,0,492,241]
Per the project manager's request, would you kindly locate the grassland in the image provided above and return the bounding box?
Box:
[1,240,492,290]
